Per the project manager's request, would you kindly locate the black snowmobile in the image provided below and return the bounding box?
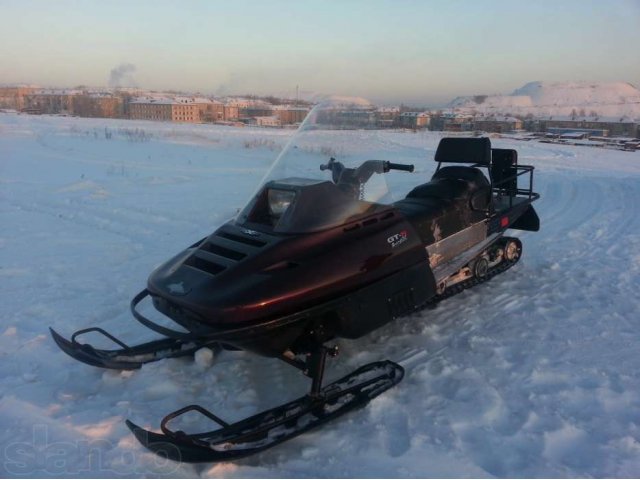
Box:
[50,101,539,463]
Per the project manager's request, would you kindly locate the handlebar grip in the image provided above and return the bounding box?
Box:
[387,162,414,173]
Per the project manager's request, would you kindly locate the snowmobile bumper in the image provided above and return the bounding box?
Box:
[49,326,218,370]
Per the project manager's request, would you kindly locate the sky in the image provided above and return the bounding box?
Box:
[1,0,639,106]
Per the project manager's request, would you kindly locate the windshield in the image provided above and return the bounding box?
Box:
[237,98,414,233]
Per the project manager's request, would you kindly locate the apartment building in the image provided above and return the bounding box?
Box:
[473,116,523,133]
[540,116,638,137]
[0,86,37,110]
[72,94,123,118]
[273,106,309,125]
[399,112,430,129]
[376,107,401,128]
[23,89,81,114]
[129,97,205,122]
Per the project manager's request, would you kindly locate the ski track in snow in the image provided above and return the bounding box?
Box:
[1,113,640,478]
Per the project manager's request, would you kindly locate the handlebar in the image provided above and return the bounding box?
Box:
[320,158,414,174]
[385,162,414,173]
[320,158,415,199]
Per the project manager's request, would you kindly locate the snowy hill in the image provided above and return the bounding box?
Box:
[1,113,640,477]
[449,81,640,119]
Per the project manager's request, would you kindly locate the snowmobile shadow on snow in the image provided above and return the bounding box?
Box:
[50,100,539,463]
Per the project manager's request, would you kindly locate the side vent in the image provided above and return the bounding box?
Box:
[202,242,246,261]
[185,226,270,277]
[185,254,226,276]
[217,231,266,248]
[343,211,394,233]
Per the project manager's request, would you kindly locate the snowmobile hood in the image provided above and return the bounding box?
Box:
[146,212,427,329]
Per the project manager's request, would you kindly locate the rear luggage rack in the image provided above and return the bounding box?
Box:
[490,147,539,211]
[433,138,539,211]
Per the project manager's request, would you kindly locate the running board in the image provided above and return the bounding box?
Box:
[431,232,502,284]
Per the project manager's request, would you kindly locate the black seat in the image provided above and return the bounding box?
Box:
[407,166,489,202]
[395,164,491,245]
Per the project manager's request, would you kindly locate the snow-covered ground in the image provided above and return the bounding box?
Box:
[1,112,640,478]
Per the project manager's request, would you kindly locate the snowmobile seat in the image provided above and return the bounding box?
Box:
[394,195,466,244]
[394,167,491,244]
[407,166,489,201]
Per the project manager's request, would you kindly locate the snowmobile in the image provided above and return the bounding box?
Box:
[50,100,540,463]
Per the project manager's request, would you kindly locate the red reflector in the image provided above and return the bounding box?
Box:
[500,217,509,228]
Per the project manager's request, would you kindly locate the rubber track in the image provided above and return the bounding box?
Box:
[426,237,521,306]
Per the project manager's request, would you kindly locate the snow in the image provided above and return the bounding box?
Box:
[194,348,216,369]
[2,112,640,477]
[449,81,640,119]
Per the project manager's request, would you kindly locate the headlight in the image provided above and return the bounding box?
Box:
[268,189,296,216]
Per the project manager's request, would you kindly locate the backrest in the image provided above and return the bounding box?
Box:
[491,148,517,194]
[434,137,492,166]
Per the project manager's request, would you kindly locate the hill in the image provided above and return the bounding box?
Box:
[449,81,640,119]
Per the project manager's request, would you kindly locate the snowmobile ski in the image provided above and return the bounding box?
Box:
[126,360,404,463]
[49,327,218,370]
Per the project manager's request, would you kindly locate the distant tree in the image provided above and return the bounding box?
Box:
[579,108,586,117]
[570,108,577,120]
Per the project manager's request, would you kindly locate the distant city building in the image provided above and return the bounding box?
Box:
[473,116,523,133]
[253,115,281,127]
[442,112,474,132]
[399,112,430,129]
[199,100,224,122]
[223,104,239,121]
[129,98,174,121]
[317,107,377,128]
[376,107,401,128]
[0,86,37,110]
[240,106,274,119]
[23,89,82,115]
[547,127,608,137]
[129,97,208,123]
[4,84,637,138]
[539,116,637,137]
[72,94,123,118]
[272,106,309,125]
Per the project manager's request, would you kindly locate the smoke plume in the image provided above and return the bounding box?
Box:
[108,63,137,88]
